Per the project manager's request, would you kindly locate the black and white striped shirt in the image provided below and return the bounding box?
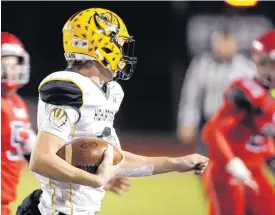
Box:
[178,52,256,127]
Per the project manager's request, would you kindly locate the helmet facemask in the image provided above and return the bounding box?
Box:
[93,12,137,80]
[1,55,30,86]
[111,35,137,80]
[1,32,30,93]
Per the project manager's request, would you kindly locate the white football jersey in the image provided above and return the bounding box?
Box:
[35,71,124,215]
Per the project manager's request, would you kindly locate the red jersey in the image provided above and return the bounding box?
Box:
[1,93,32,204]
[202,78,275,170]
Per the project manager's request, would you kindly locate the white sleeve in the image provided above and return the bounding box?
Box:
[38,103,79,142]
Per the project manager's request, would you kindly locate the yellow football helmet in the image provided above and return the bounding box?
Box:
[63,8,137,80]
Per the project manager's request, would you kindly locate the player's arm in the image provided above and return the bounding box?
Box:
[211,114,251,180]
[105,127,208,177]
[30,128,90,182]
[30,128,118,187]
[116,151,208,177]
[30,80,118,187]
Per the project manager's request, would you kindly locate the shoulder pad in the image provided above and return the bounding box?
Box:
[226,78,266,112]
[227,86,253,112]
[232,78,266,100]
[38,72,84,109]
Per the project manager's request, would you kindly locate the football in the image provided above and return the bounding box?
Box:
[56,137,123,174]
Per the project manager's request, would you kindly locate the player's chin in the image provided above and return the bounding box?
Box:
[102,68,115,81]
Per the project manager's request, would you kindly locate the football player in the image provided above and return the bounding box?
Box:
[1,32,36,215]
[16,8,209,215]
[202,30,275,215]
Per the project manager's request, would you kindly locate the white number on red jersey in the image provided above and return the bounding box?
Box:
[6,121,31,161]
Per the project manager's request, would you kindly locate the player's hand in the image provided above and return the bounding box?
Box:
[96,146,124,186]
[104,177,131,196]
[175,153,209,175]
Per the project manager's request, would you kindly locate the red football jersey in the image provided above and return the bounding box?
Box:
[1,93,32,204]
[202,78,275,169]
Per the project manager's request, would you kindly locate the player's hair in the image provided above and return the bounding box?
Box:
[66,60,94,71]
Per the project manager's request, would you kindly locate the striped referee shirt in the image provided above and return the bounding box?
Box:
[178,52,256,128]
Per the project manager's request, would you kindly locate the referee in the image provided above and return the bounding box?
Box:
[177,27,256,155]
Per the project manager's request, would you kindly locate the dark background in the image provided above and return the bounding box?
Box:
[2,1,275,134]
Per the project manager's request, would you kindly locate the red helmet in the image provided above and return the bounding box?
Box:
[1,32,30,93]
[252,30,275,88]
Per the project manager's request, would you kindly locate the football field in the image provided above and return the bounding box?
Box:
[10,164,275,215]
[10,164,208,215]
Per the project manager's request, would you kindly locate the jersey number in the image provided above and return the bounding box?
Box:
[6,121,31,161]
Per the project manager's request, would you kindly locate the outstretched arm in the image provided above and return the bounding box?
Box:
[116,151,209,177]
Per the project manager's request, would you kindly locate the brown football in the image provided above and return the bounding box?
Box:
[56,137,123,174]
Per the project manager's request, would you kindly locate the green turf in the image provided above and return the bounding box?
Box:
[10,164,208,215]
[10,164,275,215]
[101,173,208,215]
